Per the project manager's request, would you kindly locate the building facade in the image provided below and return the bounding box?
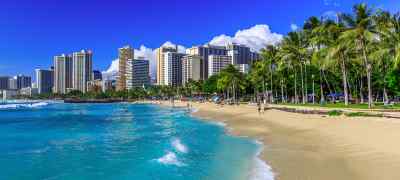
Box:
[156,46,178,85]
[72,50,93,93]
[227,43,260,64]
[164,52,185,86]
[117,46,134,91]
[20,87,38,97]
[0,76,9,90]
[8,78,17,90]
[235,64,250,74]
[54,54,73,94]
[126,58,150,89]
[92,70,102,80]
[187,45,227,80]
[15,75,31,89]
[208,55,233,77]
[182,55,203,86]
[35,69,54,94]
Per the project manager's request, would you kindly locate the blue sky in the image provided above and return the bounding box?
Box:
[0,0,397,78]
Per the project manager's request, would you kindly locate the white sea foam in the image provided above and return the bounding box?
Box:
[248,141,275,180]
[190,107,199,113]
[156,151,185,166]
[0,102,50,109]
[172,138,188,153]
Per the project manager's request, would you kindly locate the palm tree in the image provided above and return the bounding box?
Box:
[217,65,244,104]
[261,45,279,103]
[340,3,377,108]
[279,32,308,104]
[373,11,400,104]
[326,19,352,106]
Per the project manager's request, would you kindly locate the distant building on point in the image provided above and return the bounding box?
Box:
[54,54,73,94]
[117,45,134,91]
[92,70,102,80]
[0,76,9,90]
[72,50,93,93]
[35,69,54,94]
[126,58,150,89]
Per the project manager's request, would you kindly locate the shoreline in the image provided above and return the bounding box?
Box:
[156,100,400,180]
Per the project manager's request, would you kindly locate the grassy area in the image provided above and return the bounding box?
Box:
[279,102,400,110]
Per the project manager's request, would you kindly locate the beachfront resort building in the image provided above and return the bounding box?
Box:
[54,54,73,94]
[227,43,260,64]
[164,52,185,86]
[8,78,17,90]
[126,58,150,89]
[156,45,178,85]
[14,75,31,89]
[182,55,203,86]
[235,64,250,74]
[117,45,134,91]
[208,55,233,77]
[0,76,9,90]
[72,50,93,93]
[92,70,102,80]
[35,69,54,94]
[187,45,227,80]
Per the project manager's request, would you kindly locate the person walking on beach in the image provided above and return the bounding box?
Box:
[257,102,261,114]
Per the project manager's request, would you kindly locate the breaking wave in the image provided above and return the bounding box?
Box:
[0,102,50,109]
[172,138,188,153]
[156,151,185,166]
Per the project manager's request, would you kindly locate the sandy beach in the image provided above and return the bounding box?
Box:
[158,101,400,180]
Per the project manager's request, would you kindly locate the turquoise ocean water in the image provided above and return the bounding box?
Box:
[0,102,273,180]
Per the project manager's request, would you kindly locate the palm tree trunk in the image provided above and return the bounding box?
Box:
[300,63,305,104]
[262,78,266,104]
[281,79,284,103]
[366,64,373,108]
[294,68,298,104]
[360,77,364,103]
[319,68,325,104]
[361,41,373,109]
[305,62,308,103]
[340,54,349,106]
[270,64,274,103]
[383,87,388,105]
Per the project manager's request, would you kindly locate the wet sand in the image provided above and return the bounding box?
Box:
[160,101,400,180]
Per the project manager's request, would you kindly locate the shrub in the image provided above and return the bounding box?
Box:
[328,110,343,116]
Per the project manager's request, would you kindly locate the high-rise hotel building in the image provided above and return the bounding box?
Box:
[187,45,227,80]
[126,58,150,89]
[117,46,134,91]
[54,54,73,94]
[36,69,54,94]
[208,55,233,77]
[72,50,93,93]
[156,46,178,85]
[182,55,203,86]
[164,52,185,87]
[0,76,9,90]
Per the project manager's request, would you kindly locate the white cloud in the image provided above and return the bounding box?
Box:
[208,24,283,52]
[323,0,340,7]
[290,24,299,31]
[134,45,157,78]
[102,58,119,80]
[161,41,186,53]
[322,10,339,20]
[102,42,186,79]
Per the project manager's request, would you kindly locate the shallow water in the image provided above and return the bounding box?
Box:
[0,103,273,180]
